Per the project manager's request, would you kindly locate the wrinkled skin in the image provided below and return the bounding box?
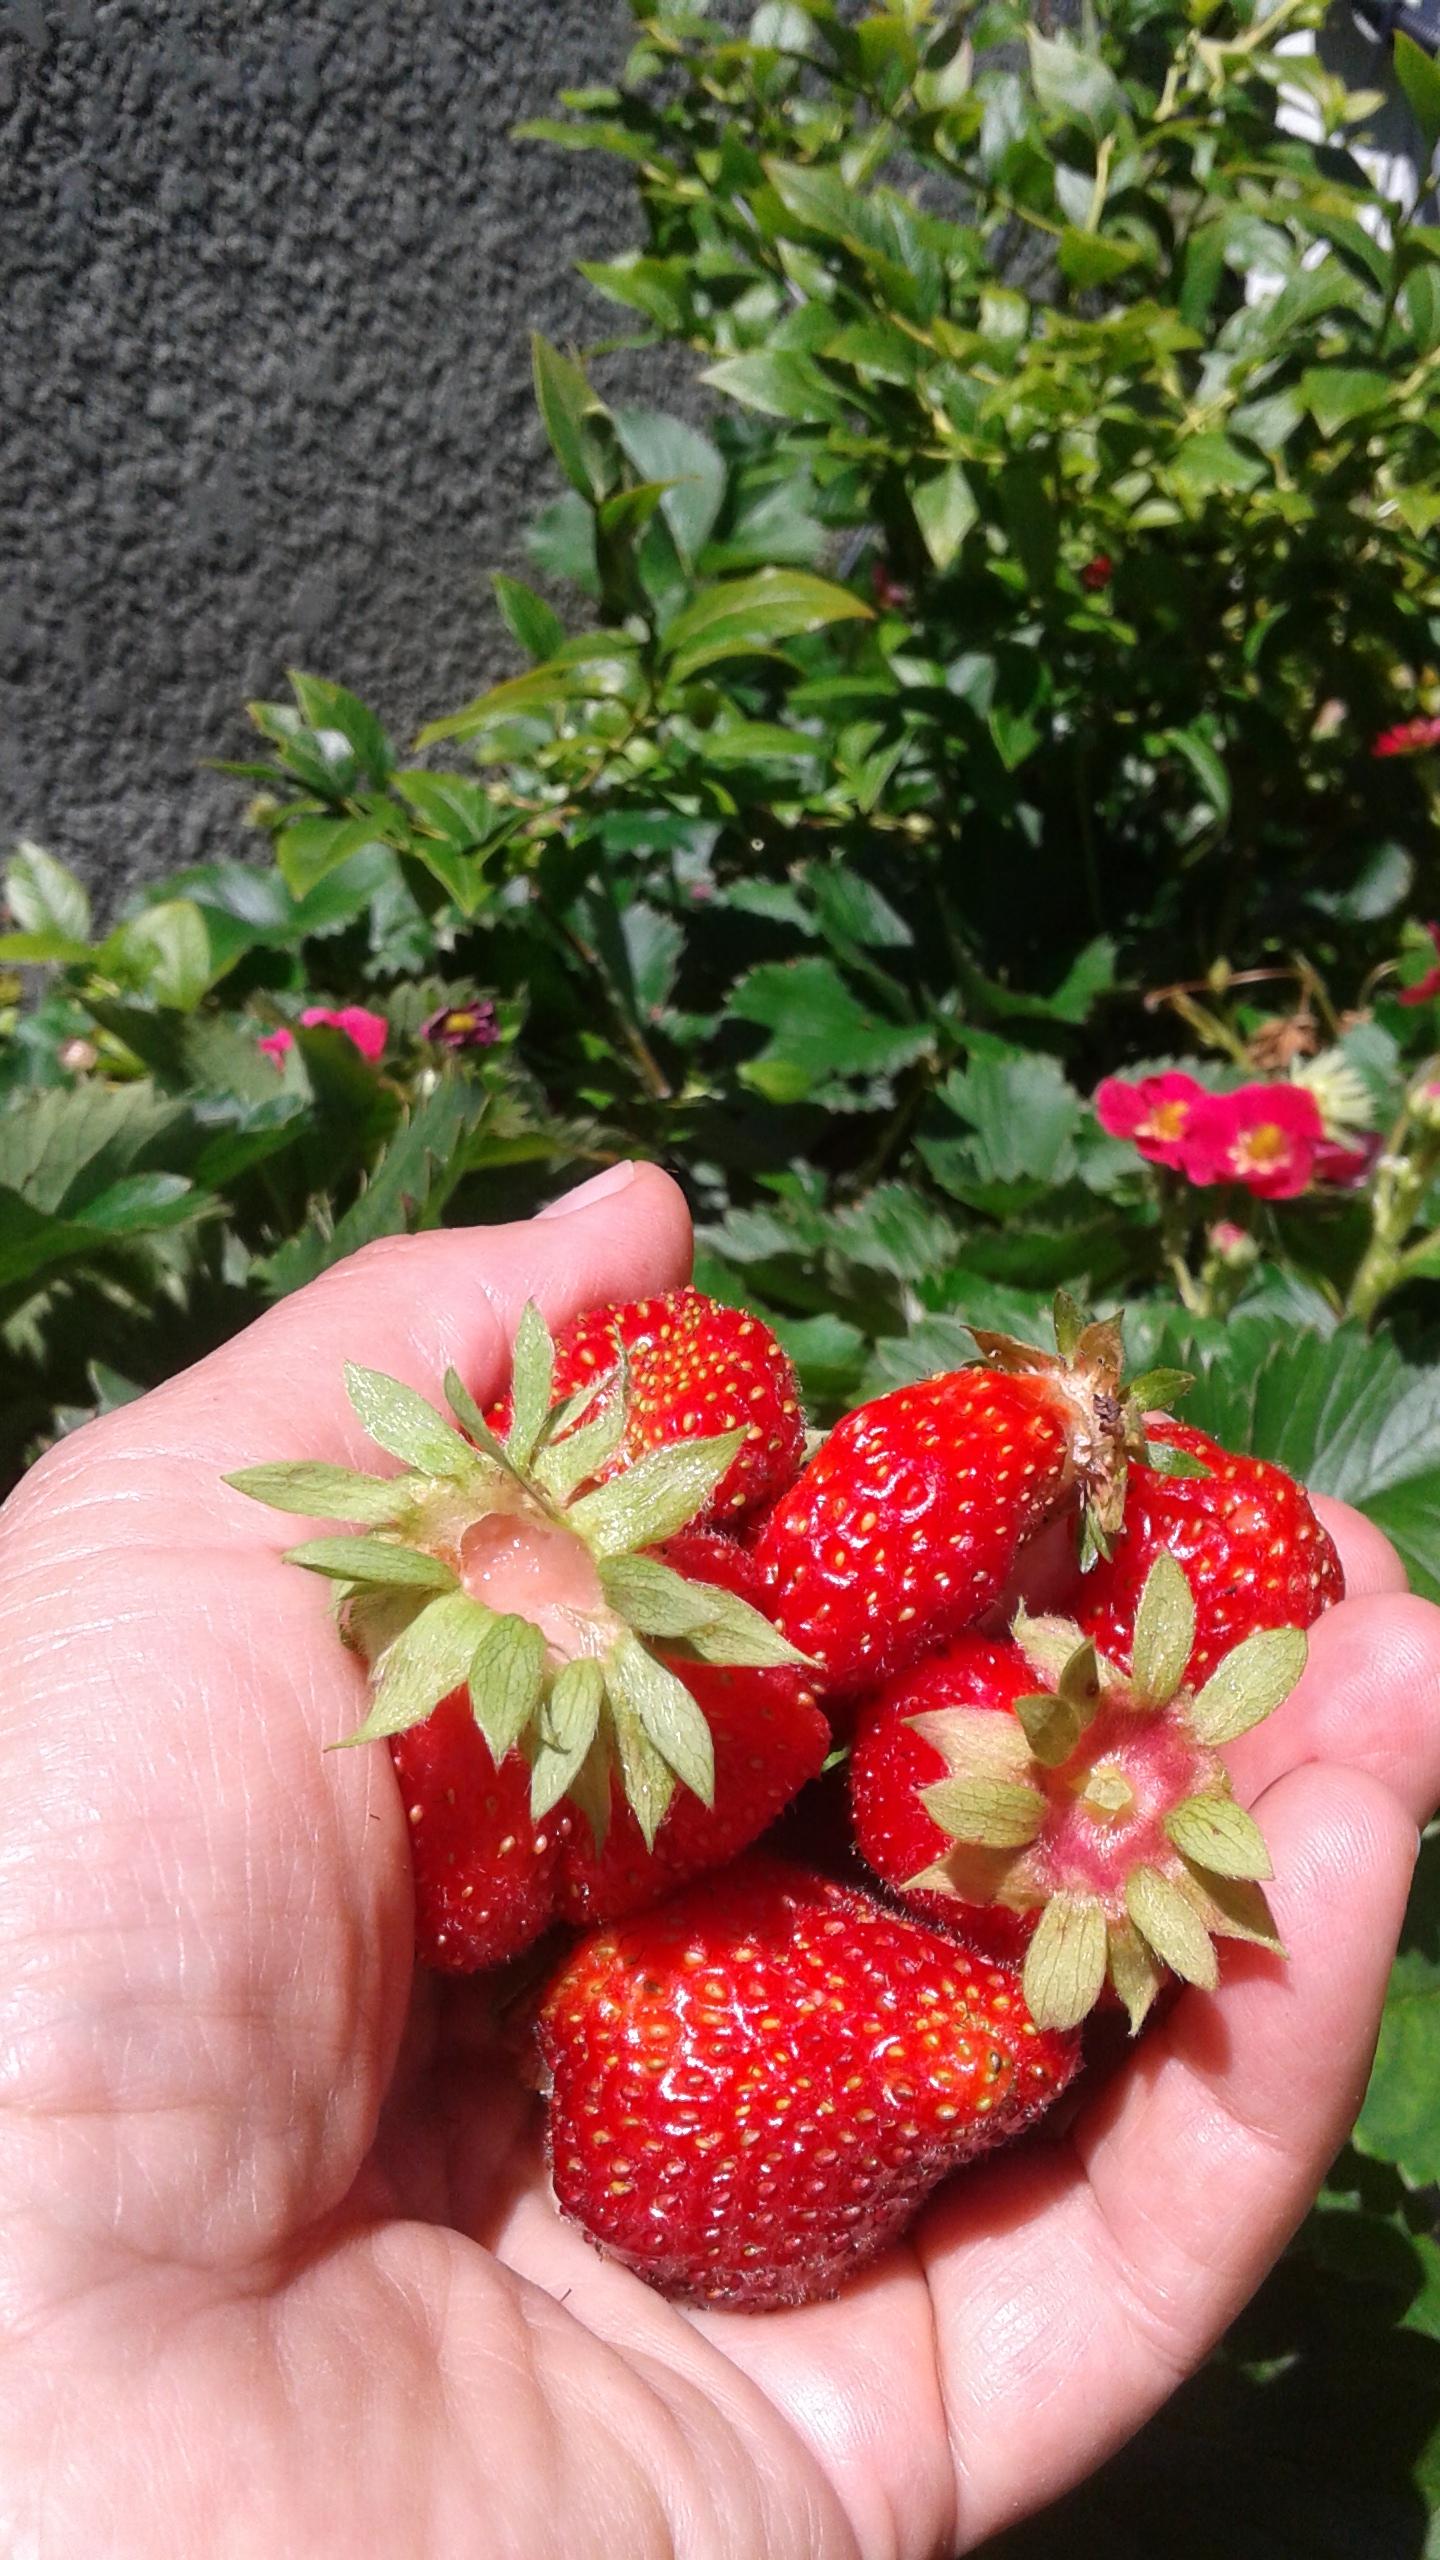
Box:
[2,1159,1438,2560]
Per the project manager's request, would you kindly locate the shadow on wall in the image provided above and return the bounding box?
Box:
[0,0,670,903]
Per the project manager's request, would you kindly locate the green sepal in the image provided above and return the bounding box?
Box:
[333,1591,492,1747]
[1126,1367,1195,1414]
[530,1658,606,1820]
[225,1461,414,1526]
[533,1356,628,1502]
[1165,1793,1273,1881]
[1189,1625,1308,1747]
[599,1553,808,1668]
[1012,1605,1090,1689]
[905,1841,1031,1910]
[1177,1861,1285,1952]
[1106,1918,1165,2036]
[1051,1288,1087,1361]
[1014,1688,1089,1768]
[564,1729,615,1852]
[505,1301,557,1471]
[606,1631,715,1807]
[469,1613,548,1763]
[1129,1552,1196,1707]
[1022,1891,1107,2031]
[1125,1863,1220,1990]
[920,1772,1045,1850]
[285,1535,457,1591]
[567,1430,744,1557]
[346,1363,479,1481]
[443,1366,521,1475]
[1143,1441,1212,1482]
[608,1694,677,1850]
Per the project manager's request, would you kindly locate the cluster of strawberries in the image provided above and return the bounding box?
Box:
[235,1286,1343,2311]
[1097,1069,1374,1199]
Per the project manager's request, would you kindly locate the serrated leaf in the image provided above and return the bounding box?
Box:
[337,1592,491,1746]
[608,1693,677,1850]
[567,1431,743,1557]
[225,1461,413,1525]
[1023,1893,1108,2031]
[1126,1865,1220,1988]
[1130,1553,1197,1707]
[605,1632,715,1806]
[469,1614,548,1763]
[1354,1834,1440,2185]
[505,1302,557,1469]
[1190,1627,1308,1746]
[1166,1794,1273,1881]
[285,1536,455,1590]
[345,1364,478,1481]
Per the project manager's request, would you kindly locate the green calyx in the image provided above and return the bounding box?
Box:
[227,1302,809,1851]
[905,1549,1305,2036]
[967,1290,1204,1570]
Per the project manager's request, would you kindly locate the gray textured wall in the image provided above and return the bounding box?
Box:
[2,0,651,904]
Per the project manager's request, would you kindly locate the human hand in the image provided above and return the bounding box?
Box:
[2,1162,1436,2559]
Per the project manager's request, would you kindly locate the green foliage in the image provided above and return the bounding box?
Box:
[5,4,1440,2528]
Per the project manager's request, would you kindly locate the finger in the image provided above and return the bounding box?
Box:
[922,1760,1418,2546]
[12,1162,693,1529]
[1313,1493,1409,1597]
[1227,1587,1440,1830]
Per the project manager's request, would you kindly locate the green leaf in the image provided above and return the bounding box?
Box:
[469,1613,548,1763]
[1027,28,1124,134]
[285,1536,456,1590]
[1355,1834,1440,2185]
[532,333,614,501]
[275,815,391,902]
[504,1301,557,1469]
[662,569,870,683]
[339,1592,491,1745]
[493,573,565,663]
[1166,434,1266,498]
[344,1365,479,1480]
[1130,1553,1197,1707]
[731,957,929,1104]
[5,841,91,945]
[263,1075,491,1293]
[913,462,977,571]
[224,1462,412,1525]
[567,1432,744,1557]
[100,901,215,1011]
[605,1631,714,1806]
[1301,368,1393,437]
[1395,30,1440,155]
[287,674,393,785]
[702,349,853,426]
[1189,1627,1308,1746]
[1058,228,1141,289]
[614,409,726,566]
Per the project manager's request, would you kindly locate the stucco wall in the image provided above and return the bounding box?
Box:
[2,0,654,903]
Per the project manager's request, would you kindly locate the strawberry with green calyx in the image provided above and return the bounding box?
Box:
[1075,1419,1344,1687]
[535,1853,1080,2310]
[227,1303,825,1970]
[891,1552,1305,2035]
[484,1286,805,1527]
[750,1293,1193,1703]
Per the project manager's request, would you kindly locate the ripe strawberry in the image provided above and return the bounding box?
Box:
[850,1638,1040,1963]
[750,1303,1170,1701]
[485,1286,805,1525]
[1075,1419,1344,1685]
[229,1306,824,1973]
[885,1554,1308,2033]
[535,1853,1079,2309]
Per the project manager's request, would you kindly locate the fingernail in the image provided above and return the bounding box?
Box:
[537,1161,640,1220]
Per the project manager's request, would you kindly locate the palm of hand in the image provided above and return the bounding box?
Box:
[2,1174,1436,2560]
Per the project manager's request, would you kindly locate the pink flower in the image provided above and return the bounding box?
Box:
[1398,922,1440,1007]
[1186,1083,1324,1200]
[1373,715,1440,758]
[421,1000,499,1052]
[259,1005,389,1067]
[1095,1071,1213,1172]
[1312,1133,1380,1188]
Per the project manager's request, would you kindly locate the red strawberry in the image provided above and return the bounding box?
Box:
[850,1638,1040,1963]
[485,1286,805,1525]
[231,1307,824,1974]
[879,1553,1308,2034]
[750,1308,1156,1702]
[1075,1420,1343,1685]
[535,1853,1079,2308]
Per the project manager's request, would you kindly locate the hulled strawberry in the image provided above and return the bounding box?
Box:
[893,1554,1307,2033]
[850,1638,1040,1963]
[485,1286,805,1526]
[535,1853,1079,2309]
[750,1300,1179,1701]
[1075,1420,1344,1685]
[228,1305,825,1971]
